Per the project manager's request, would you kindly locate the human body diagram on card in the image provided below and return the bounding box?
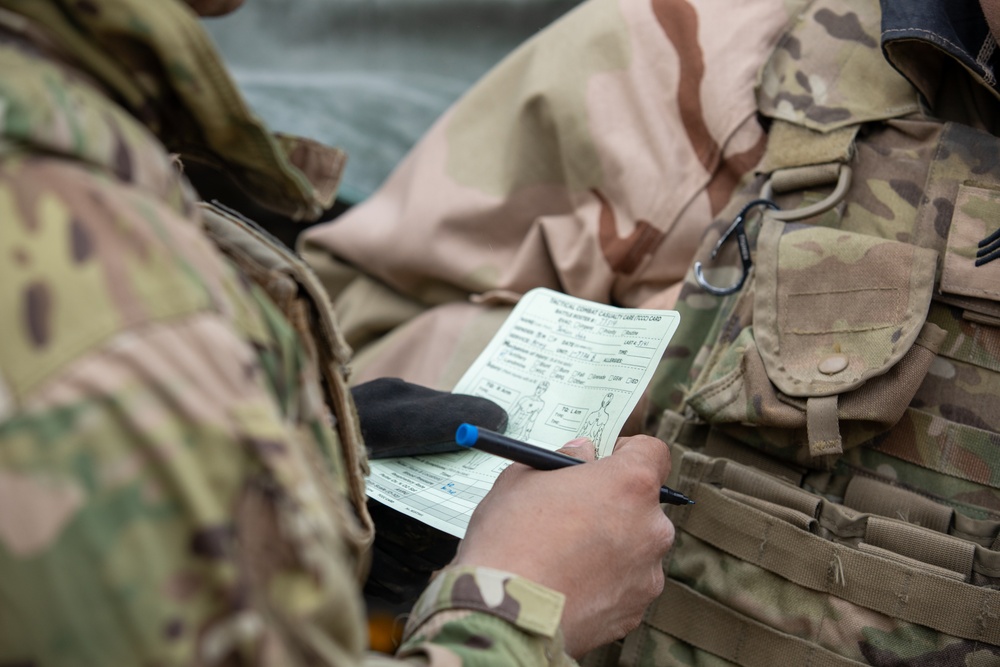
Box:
[364,288,680,538]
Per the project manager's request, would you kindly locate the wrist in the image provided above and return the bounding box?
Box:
[404,565,566,638]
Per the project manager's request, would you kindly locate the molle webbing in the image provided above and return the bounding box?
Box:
[927,301,1000,374]
[861,517,975,581]
[867,409,1000,506]
[663,455,1000,646]
[648,578,864,667]
[718,458,820,517]
[673,412,1000,537]
[843,475,954,534]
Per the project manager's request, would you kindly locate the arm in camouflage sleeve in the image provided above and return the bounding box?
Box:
[0,124,666,667]
[389,435,676,663]
[392,566,576,666]
[0,42,580,658]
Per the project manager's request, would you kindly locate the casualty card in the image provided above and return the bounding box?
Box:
[364,287,681,538]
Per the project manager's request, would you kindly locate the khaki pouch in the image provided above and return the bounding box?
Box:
[686,216,942,466]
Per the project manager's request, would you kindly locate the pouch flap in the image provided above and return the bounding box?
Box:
[756,0,919,133]
[940,183,1000,307]
[754,217,938,397]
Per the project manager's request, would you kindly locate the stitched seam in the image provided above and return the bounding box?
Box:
[882,27,967,55]
[977,34,997,86]
[884,27,997,85]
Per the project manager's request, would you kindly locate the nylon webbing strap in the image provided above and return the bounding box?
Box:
[855,543,966,582]
[865,516,975,580]
[676,480,1000,643]
[718,460,820,517]
[721,489,817,531]
[655,410,709,449]
[844,475,953,534]
[768,162,843,195]
[873,407,1000,490]
[647,578,866,667]
[758,121,859,174]
[928,303,1000,374]
[704,428,805,484]
[807,395,843,457]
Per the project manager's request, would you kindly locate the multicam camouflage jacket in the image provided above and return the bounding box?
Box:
[0,1,574,665]
[304,0,1000,664]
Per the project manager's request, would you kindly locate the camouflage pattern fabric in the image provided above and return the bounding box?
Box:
[627,0,1000,663]
[300,0,800,394]
[0,2,574,665]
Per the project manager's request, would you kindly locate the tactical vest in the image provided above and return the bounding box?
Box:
[588,1,1000,664]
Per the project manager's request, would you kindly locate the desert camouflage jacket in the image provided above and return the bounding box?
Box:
[300,0,801,396]
[0,1,573,665]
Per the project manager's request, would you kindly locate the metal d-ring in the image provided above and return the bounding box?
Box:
[693,198,780,296]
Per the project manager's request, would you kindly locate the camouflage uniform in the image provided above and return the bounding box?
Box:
[304,0,1000,664]
[300,0,796,395]
[0,1,573,665]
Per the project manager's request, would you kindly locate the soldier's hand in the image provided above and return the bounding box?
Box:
[452,434,675,657]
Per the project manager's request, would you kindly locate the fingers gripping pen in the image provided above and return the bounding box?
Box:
[455,423,694,505]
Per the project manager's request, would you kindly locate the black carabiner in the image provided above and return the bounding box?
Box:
[694,199,779,296]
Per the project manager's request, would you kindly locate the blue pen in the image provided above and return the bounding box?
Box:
[455,423,694,506]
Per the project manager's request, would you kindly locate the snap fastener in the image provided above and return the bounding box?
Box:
[818,355,848,375]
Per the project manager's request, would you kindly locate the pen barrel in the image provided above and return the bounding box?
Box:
[658,487,690,505]
[471,429,585,471]
[457,424,694,506]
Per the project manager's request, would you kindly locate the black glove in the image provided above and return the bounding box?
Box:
[350,377,509,605]
[351,377,508,459]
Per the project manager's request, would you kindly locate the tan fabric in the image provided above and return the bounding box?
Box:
[301,0,795,389]
[672,456,1000,645]
[982,0,1000,45]
[645,579,865,667]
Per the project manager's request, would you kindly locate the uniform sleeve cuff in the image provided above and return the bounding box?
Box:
[403,565,566,639]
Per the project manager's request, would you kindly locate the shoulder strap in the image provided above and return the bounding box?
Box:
[199,201,374,558]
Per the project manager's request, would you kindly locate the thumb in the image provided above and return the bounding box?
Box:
[556,437,596,462]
